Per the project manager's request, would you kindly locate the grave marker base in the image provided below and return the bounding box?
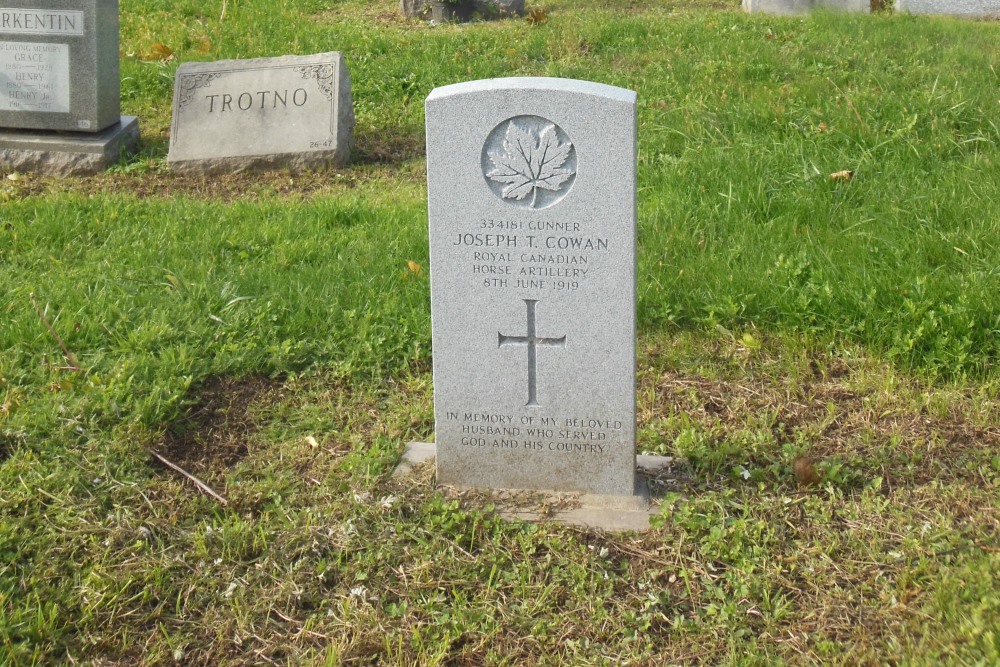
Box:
[0,115,139,175]
[394,442,672,532]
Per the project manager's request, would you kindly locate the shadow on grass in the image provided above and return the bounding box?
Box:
[124,129,426,170]
[351,127,425,166]
[0,433,18,463]
[1,127,424,201]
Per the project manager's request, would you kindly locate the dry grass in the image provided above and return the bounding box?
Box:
[34,332,992,665]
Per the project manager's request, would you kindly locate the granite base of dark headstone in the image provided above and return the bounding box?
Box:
[0,115,139,175]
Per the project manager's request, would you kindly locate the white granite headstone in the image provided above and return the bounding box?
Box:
[426,78,638,498]
[167,52,353,174]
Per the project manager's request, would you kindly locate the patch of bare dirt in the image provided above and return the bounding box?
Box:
[157,375,283,476]
[639,351,1000,487]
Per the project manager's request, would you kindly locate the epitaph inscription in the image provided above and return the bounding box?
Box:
[427,78,637,497]
[0,41,69,113]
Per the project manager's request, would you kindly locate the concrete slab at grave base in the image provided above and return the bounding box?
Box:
[395,442,673,532]
[0,116,139,175]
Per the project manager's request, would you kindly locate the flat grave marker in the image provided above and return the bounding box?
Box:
[167,52,354,173]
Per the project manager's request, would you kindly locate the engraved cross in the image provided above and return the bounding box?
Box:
[498,299,566,407]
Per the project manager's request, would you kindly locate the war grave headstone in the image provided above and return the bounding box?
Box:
[742,0,869,14]
[0,0,139,174]
[401,77,670,531]
[167,52,354,174]
[895,0,1000,17]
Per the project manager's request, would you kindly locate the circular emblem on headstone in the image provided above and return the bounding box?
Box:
[481,115,577,210]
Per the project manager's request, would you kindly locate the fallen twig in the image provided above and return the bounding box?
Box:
[30,292,81,371]
[151,451,229,505]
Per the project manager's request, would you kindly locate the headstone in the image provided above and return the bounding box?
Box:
[474,0,525,15]
[743,0,813,13]
[428,0,473,22]
[399,0,423,18]
[0,0,139,174]
[743,0,869,13]
[167,52,353,174]
[895,0,1000,17]
[403,0,524,19]
[426,78,638,499]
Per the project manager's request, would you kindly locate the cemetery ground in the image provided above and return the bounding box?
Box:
[1,0,998,664]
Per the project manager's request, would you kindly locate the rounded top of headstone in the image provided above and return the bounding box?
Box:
[426,77,636,105]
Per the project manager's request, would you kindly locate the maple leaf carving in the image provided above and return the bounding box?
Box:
[486,121,574,208]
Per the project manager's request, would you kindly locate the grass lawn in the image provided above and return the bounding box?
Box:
[1,0,998,664]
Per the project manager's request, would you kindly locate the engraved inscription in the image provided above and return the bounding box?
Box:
[204,88,308,112]
[0,41,69,113]
[452,219,610,291]
[498,299,566,408]
[482,115,577,210]
[444,411,624,455]
[0,9,83,36]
